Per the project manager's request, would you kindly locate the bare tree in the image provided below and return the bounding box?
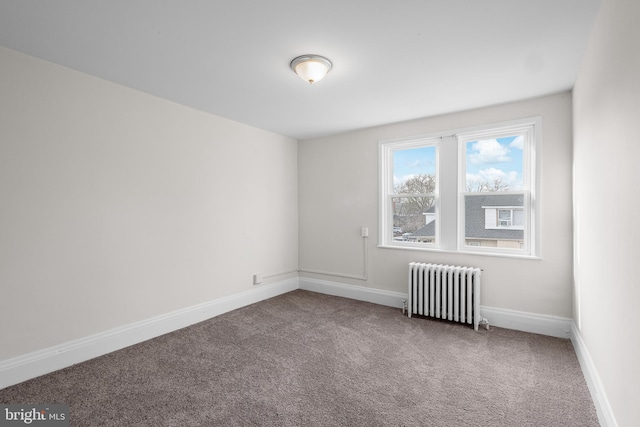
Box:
[466,177,510,192]
[393,174,436,233]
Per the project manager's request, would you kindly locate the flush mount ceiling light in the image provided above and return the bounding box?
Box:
[290,54,333,84]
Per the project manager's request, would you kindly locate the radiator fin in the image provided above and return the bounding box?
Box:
[408,262,481,331]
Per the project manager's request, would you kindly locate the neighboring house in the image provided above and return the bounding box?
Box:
[404,205,436,243]
[402,194,524,248]
[464,193,524,249]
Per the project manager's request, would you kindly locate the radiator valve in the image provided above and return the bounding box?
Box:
[479,317,490,330]
[402,299,408,315]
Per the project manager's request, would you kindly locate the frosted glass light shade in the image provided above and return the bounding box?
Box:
[290,55,332,84]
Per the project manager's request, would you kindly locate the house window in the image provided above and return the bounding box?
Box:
[379,117,540,257]
[495,208,524,228]
[499,209,513,226]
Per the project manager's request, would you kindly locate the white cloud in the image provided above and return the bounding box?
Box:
[509,135,524,149]
[468,139,511,164]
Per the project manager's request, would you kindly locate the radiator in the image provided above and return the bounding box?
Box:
[408,262,482,331]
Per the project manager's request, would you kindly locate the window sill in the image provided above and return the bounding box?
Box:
[377,244,542,260]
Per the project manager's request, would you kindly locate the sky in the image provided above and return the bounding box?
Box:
[392,135,523,191]
[393,146,436,188]
[465,135,523,191]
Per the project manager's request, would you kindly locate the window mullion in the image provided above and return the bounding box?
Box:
[438,135,458,250]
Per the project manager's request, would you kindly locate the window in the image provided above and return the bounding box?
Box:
[380,138,439,248]
[493,208,524,228]
[379,117,540,257]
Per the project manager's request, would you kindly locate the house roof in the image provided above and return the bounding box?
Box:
[412,221,436,238]
[465,194,524,240]
[478,194,524,208]
[411,193,525,240]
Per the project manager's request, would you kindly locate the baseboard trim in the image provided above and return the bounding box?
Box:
[1,275,616,427]
[299,277,574,339]
[0,278,298,390]
[299,277,407,308]
[479,306,573,339]
[570,322,618,427]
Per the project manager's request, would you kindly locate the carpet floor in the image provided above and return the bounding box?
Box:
[0,290,599,426]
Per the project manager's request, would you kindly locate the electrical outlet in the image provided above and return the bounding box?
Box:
[361,226,369,237]
[253,273,263,285]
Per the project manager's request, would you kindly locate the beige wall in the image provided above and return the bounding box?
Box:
[573,0,640,425]
[299,92,574,317]
[0,46,298,360]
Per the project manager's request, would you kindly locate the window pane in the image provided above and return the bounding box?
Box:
[464,194,524,248]
[465,136,523,192]
[392,196,436,244]
[393,146,436,194]
[498,209,512,226]
[513,209,524,226]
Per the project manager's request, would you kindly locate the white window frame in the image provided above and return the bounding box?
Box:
[378,136,440,250]
[379,117,541,259]
[458,118,539,257]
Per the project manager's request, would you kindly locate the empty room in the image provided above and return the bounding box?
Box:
[0,1,638,426]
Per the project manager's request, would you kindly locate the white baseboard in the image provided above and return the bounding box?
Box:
[478,306,573,339]
[0,274,617,427]
[298,277,407,308]
[570,322,618,427]
[300,276,573,338]
[0,278,298,390]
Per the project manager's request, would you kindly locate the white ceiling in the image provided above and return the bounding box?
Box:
[0,1,601,140]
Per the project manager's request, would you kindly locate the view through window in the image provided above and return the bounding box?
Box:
[392,145,437,244]
[463,135,527,251]
[379,117,539,257]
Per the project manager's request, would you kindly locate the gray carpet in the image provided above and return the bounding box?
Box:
[0,290,599,426]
